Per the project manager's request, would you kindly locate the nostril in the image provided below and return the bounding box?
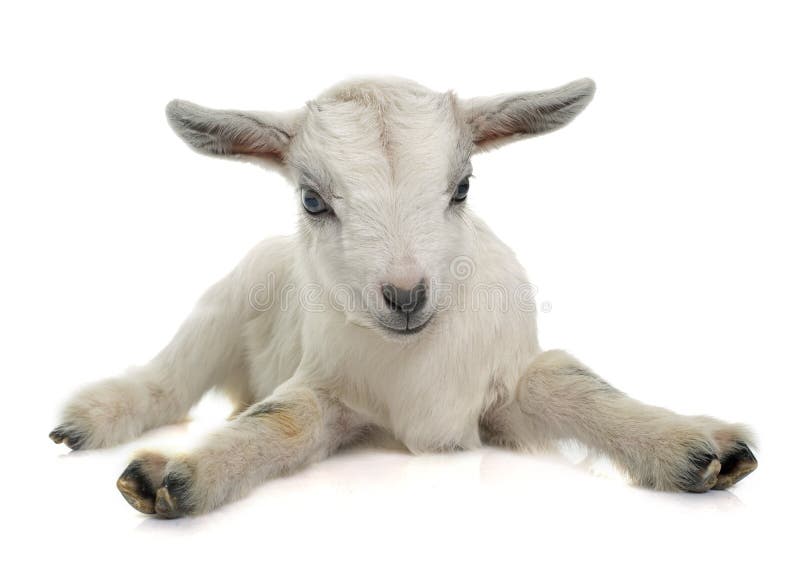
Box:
[382,280,427,313]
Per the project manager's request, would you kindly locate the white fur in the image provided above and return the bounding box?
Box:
[52,77,757,517]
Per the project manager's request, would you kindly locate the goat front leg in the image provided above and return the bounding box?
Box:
[49,272,247,450]
[116,385,363,517]
[511,350,757,492]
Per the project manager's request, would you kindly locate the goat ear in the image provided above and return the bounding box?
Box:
[165,100,301,161]
[461,78,595,150]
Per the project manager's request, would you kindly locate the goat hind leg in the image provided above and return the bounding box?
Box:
[506,350,757,491]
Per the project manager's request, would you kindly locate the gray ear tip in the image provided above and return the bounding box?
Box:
[165,99,190,122]
[571,78,597,98]
[165,99,209,129]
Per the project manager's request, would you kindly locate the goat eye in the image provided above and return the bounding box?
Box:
[301,187,329,215]
[452,177,470,202]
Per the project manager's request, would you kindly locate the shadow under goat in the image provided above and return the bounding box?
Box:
[49,76,757,518]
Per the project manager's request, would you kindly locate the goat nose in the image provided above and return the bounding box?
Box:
[382,280,427,314]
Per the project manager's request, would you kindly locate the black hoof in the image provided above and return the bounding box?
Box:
[154,469,194,519]
[683,450,722,493]
[117,460,158,515]
[713,442,758,490]
[49,425,87,451]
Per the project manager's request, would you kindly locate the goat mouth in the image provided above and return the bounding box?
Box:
[378,313,433,336]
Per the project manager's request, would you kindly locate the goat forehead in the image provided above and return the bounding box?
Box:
[291,96,469,200]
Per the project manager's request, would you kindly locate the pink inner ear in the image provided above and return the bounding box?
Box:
[469,114,521,148]
[231,143,283,158]
[471,118,510,146]
[466,98,533,147]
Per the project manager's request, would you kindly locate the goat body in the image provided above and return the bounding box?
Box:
[50,77,757,518]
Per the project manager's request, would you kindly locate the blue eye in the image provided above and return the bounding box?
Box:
[452,177,470,202]
[301,187,329,215]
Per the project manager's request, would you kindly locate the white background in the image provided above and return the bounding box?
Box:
[2,1,798,564]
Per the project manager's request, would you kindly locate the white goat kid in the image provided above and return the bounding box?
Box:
[50,77,757,518]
